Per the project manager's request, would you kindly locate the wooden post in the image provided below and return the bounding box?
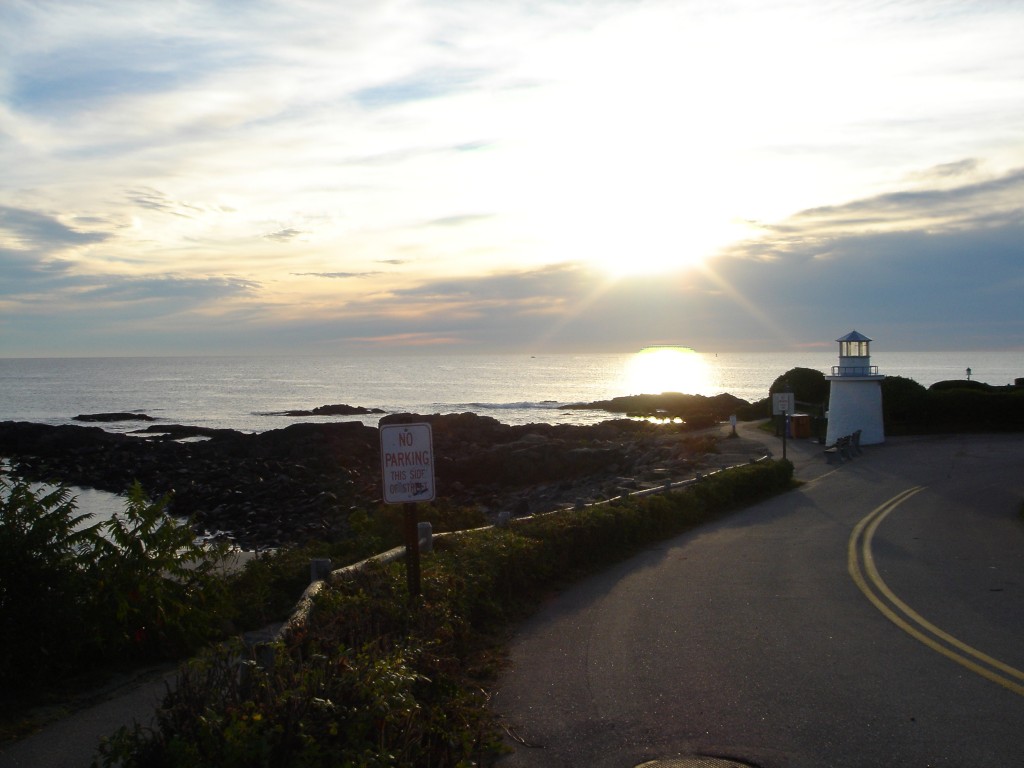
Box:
[404,502,421,599]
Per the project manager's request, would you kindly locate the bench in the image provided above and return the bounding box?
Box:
[824,433,857,464]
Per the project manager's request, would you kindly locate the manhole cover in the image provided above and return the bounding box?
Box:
[636,758,757,768]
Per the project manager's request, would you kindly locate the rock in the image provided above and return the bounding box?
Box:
[131,424,237,440]
[266,404,385,417]
[560,392,749,422]
[73,412,156,422]
[311,404,385,416]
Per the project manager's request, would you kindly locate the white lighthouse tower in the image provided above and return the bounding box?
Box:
[825,330,885,446]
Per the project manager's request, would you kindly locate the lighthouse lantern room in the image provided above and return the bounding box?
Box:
[825,330,885,446]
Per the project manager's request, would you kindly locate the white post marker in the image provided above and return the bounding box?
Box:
[380,422,435,504]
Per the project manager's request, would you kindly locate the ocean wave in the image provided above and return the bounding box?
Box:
[456,400,579,411]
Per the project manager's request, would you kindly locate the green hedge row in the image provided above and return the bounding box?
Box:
[95,459,794,767]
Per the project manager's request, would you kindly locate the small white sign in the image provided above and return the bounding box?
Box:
[380,422,435,504]
[772,392,795,416]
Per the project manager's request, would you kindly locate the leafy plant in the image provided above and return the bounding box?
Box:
[0,479,100,689]
[89,483,232,660]
[1,478,234,696]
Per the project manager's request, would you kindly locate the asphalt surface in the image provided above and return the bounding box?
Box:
[492,426,1024,767]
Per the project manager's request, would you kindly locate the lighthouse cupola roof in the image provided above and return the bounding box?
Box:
[837,330,871,344]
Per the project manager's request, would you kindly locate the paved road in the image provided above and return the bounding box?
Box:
[492,428,1024,767]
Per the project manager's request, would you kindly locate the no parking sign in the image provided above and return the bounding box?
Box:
[380,422,435,504]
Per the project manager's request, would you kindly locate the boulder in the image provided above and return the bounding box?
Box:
[73,412,156,422]
[267,403,385,417]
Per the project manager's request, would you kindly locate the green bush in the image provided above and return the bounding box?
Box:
[0,481,99,689]
[98,564,501,768]
[91,484,232,661]
[880,377,1024,434]
[770,367,828,408]
[0,479,232,694]
[514,460,793,580]
[881,375,929,434]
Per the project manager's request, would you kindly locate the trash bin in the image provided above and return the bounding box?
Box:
[790,413,811,438]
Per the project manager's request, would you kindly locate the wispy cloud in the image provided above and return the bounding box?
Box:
[264,228,304,242]
[353,67,490,109]
[291,271,381,279]
[0,205,109,250]
[74,275,259,304]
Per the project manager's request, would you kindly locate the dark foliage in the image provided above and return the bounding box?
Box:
[769,367,829,409]
[882,377,1024,434]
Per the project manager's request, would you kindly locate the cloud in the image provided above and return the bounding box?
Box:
[264,228,304,242]
[292,272,381,279]
[779,168,1024,234]
[353,67,490,109]
[0,205,110,250]
[704,166,1024,348]
[73,275,259,304]
[421,213,494,228]
[125,188,206,218]
[907,159,982,182]
[739,165,1024,247]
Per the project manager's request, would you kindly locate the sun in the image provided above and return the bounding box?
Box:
[515,156,756,277]
[623,346,714,396]
[586,219,742,277]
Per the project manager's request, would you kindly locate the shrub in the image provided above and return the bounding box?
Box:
[90,483,232,661]
[0,479,232,695]
[881,378,1024,434]
[881,375,928,434]
[98,564,503,768]
[770,367,828,408]
[0,480,99,690]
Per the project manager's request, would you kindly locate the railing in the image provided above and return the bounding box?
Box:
[831,365,879,376]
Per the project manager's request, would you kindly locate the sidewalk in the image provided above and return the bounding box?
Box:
[0,667,175,768]
[0,581,276,768]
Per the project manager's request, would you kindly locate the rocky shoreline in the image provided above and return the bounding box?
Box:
[0,394,760,549]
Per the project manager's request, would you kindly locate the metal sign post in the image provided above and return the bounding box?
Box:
[380,422,436,599]
[772,393,794,461]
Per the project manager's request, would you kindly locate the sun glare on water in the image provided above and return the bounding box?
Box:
[623,346,714,396]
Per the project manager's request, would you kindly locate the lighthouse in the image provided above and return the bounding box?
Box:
[825,330,885,446]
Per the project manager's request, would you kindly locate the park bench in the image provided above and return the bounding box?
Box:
[824,433,855,464]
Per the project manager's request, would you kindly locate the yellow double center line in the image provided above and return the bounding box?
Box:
[848,486,1024,697]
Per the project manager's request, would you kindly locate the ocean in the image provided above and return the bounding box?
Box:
[1,349,1020,434]
[2,349,1019,523]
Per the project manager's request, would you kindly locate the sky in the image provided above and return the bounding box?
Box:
[2,0,1023,357]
